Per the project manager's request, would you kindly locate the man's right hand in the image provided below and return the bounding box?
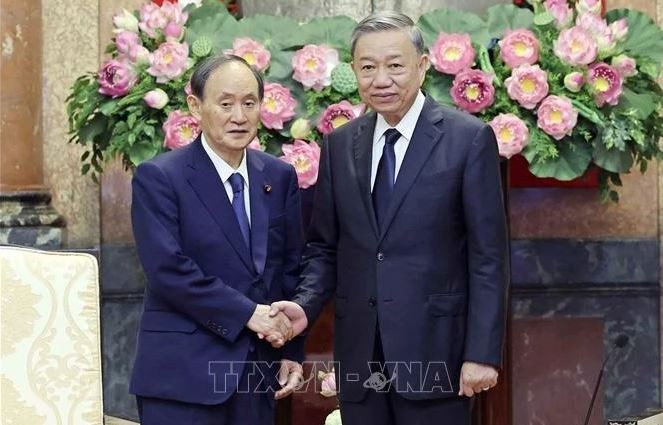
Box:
[247,304,293,347]
[268,301,308,338]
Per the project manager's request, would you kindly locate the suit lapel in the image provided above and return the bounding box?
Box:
[353,112,379,238]
[247,150,269,276]
[185,138,255,272]
[378,98,445,244]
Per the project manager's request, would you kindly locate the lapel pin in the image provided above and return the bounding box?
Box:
[264,184,272,193]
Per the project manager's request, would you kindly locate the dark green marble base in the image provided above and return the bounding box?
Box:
[0,191,65,249]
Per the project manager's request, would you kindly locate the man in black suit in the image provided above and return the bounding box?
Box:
[273,11,509,424]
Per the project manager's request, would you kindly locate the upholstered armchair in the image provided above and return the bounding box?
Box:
[0,245,137,425]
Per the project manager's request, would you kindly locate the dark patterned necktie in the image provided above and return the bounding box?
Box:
[228,173,251,250]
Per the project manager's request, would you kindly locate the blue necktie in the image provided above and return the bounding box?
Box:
[372,128,400,230]
[228,173,251,250]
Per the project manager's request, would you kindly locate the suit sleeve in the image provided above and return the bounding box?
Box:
[131,161,257,343]
[280,166,306,362]
[292,135,338,325]
[461,124,510,368]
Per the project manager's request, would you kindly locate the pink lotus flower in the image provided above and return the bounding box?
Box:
[97,59,137,98]
[160,1,188,35]
[225,38,271,72]
[139,1,188,39]
[505,64,549,109]
[143,88,169,109]
[609,18,628,41]
[576,13,609,35]
[280,140,321,189]
[450,69,495,114]
[536,95,578,140]
[138,2,168,38]
[576,0,602,15]
[317,101,366,134]
[544,0,573,28]
[115,31,141,55]
[147,41,190,83]
[292,44,339,91]
[247,137,264,151]
[611,54,637,78]
[553,27,598,66]
[129,45,150,64]
[587,62,623,107]
[260,83,297,130]
[163,21,184,40]
[113,9,139,33]
[564,72,584,92]
[429,33,475,75]
[576,13,615,55]
[499,29,540,69]
[319,371,337,397]
[163,110,200,150]
[488,113,529,159]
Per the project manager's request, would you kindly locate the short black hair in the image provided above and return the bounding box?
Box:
[189,54,265,101]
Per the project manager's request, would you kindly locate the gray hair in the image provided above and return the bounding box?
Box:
[351,11,425,57]
[189,54,265,101]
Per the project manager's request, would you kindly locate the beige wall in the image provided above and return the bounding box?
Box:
[42,0,100,247]
[39,0,143,247]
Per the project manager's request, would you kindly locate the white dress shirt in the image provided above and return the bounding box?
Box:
[201,134,251,226]
[370,91,426,190]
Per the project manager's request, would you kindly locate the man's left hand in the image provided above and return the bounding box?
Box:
[458,361,498,397]
[274,359,304,400]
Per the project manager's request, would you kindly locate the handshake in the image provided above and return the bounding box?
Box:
[246,301,308,348]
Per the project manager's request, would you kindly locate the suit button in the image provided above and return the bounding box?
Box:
[221,328,229,336]
[377,252,385,261]
[368,297,376,307]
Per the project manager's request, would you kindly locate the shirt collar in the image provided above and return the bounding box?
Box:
[374,90,426,143]
[201,133,250,187]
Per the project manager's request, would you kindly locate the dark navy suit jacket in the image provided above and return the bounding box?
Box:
[129,137,304,405]
[294,97,509,402]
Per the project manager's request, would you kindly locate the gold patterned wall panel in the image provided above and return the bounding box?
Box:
[42,0,100,248]
[0,246,104,425]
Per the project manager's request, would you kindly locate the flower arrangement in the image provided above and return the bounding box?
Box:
[419,0,663,201]
[67,0,663,201]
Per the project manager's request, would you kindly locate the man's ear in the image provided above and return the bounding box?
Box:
[418,54,429,86]
[351,60,360,75]
[186,94,202,121]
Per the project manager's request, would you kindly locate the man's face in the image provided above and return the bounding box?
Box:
[187,62,261,158]
[352,29,428,126]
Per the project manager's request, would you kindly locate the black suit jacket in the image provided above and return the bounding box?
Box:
[294,97,509,402]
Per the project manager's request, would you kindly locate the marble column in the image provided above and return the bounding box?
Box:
[0,0,63,248]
